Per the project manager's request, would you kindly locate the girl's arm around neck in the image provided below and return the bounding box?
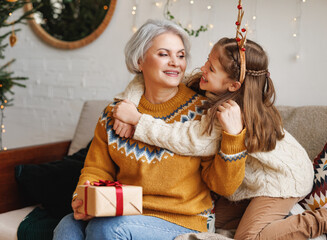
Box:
[133,113,222,157]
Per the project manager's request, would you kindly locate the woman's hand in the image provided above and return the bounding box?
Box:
[113,99,142,126]
[113,119,135,138]
[216,100,243,135]
[72,181,94,221]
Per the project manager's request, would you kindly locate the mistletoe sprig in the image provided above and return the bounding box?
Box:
[164,0,208,37]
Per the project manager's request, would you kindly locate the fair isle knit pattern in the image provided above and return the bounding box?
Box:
[102,104,174,164]
[219,150,248,162]
[101,97,205,164]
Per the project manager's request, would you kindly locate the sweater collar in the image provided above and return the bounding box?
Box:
[139,83,190,116]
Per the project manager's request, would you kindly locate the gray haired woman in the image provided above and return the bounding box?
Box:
[53,19,247,240]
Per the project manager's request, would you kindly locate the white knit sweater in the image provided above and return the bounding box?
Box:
[115,75,314,201]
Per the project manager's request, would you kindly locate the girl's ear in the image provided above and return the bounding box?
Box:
[228,81,242,92]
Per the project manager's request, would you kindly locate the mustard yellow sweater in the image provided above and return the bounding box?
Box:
[75,83,247,232]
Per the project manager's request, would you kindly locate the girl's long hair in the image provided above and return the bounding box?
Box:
[187,38,284,153]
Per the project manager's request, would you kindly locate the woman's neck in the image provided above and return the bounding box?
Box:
[144,85,179,104]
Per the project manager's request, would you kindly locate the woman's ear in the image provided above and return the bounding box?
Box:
[228,81,242,92]
[138,60,143,72]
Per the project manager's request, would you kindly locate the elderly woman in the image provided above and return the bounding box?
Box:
[53,19,247,240]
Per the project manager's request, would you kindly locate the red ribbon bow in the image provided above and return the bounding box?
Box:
[84,180,124,216]
[92,180,122,187]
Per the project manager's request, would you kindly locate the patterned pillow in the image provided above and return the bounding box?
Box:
[299,142,327,210]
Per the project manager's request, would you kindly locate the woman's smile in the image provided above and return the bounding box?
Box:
[163,70,180,77]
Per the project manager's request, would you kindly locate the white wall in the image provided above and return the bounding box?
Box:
[2,0,327,150]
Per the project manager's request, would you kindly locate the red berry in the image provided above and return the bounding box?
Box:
[236,37,241,42]
[241,28,246,32]
[237,4,242,9]
[241,47,246,51]
[235,21,240,26]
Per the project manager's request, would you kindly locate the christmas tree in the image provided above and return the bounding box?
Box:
[0,0,38,150]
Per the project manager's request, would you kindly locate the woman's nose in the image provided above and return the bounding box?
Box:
[169,57,178,66]
[200,65,206,73]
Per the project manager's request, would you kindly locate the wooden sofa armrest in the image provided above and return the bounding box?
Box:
[0,140,71,213]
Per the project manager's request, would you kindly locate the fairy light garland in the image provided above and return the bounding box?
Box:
[207,0,215,47]
[0,100,7,151]
[131,0,138,33]
[293,0,304,60]
[246,0,257,40]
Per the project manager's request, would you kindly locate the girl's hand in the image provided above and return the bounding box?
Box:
[113,119,135,138]
[72,181,94,221]
[216,100,243,135]
[113,99,141,126]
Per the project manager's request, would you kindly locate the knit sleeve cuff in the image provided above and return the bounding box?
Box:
[220,128,246,155]
[134,114,153,140]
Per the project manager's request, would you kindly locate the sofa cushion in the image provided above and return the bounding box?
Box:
[15,141,91,219]
[68,100,109,155]
[299,142,327,210]
[0,206,37,240]
[277,106,327,160]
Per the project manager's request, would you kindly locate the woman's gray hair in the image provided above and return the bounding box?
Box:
[125,19,191,74]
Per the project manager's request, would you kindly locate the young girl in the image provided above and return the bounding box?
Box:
[112,37,327,239]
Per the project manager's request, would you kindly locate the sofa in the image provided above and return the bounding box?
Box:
[0,100,326,240]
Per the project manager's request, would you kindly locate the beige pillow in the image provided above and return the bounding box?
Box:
[277,105,327,160]
[68,100,109,155]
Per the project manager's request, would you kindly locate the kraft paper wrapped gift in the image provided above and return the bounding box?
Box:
[76,181,142,217]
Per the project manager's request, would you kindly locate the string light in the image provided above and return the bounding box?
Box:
[190,0,194,4]
[0,102,6,151]
[131,1,138,33]
[246,0,257,40]
[292,0,303,61]
[155,1,163,8]
[206,0,216,50]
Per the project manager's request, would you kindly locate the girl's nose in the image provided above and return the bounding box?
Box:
[200,65,206,73]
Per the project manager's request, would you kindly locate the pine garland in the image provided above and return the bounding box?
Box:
[164,0,208,37]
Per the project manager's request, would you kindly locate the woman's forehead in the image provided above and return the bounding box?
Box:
[151,33,184,48]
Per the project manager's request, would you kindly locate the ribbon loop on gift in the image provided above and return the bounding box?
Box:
[85,180,124,216]
[92,180,123,188]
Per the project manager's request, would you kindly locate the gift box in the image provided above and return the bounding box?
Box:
[76,180,142,217]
